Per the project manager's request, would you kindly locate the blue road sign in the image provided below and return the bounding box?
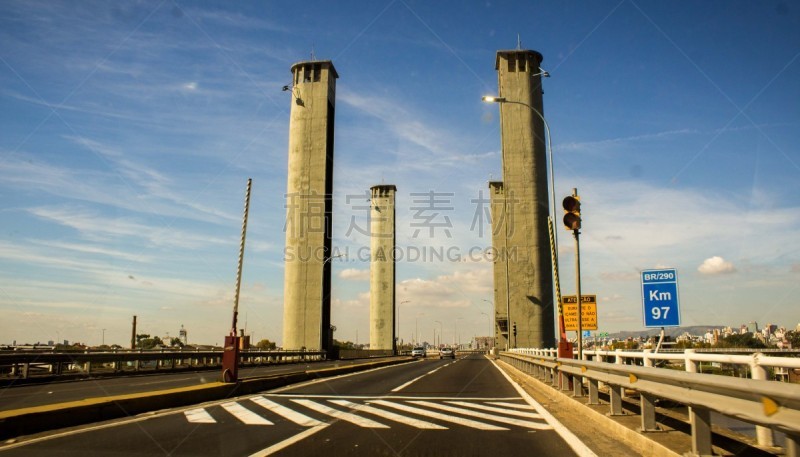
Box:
[641,268,681,328]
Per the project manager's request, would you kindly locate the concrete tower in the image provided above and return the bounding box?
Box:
[488,181,509,349]
[494,50,554,348]
[282,60,338,351]
[369,185,396,352]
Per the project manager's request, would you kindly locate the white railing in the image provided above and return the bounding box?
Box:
[503,348,800,456]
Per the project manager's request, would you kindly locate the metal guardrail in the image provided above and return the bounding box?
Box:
[0,349,326,381]
[500,350,800,456]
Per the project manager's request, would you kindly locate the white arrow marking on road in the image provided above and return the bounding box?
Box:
[446,401,543,419]
[291,399,389,428]
[369,400,507,431]
[329,400,447,430]
[409,401,552,430]
[251,396,323,427]
[184,408,216,424]
[222,402,273,425]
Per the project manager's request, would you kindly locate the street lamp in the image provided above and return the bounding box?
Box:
[482,92,566,353]
[435,320,442,347]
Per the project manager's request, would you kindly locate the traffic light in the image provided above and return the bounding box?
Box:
[512,323,517,338]
[562,194,581,231]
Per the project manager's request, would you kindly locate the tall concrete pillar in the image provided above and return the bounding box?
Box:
[369,185,396,352]
[282,60,338,351]
[494,50,555,348]
[489,181,509,350]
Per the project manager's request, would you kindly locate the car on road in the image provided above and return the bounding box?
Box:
[411,346,426,358]
[439,347,455,359]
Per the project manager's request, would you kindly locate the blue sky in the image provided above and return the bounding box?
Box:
[1,1,798,347]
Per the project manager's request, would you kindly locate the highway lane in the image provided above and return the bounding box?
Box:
[0,354,596,456]
[0,359,386,412]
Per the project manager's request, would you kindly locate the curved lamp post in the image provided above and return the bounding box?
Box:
[482,94,568,354]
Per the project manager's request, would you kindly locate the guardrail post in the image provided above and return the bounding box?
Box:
[690,407,713,456]
[642,349,653,368]
[751,353,774,447]
[640,393,659,432]
[615,349,626,398]
[572,373,583,396]
[587,377,599,405]
[609,384,624,416]
[683,348,714,455]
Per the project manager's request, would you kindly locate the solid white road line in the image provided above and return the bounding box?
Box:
[409,400,552,430]
[490,358,598,457]
[221,402,273,425]
[369,400,508,431]
[291,399,389,428]
[184,408,216,424]
[329,400,448,430]
[248,424,329,457]
[445,401,543,419]
[250,396,324,427]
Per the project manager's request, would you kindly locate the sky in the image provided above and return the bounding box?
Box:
[1,1,798,348]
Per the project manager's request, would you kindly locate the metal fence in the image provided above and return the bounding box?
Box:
[501,349,800,456]
[0,349,325,381]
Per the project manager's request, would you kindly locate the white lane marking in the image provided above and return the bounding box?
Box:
[409,400,552,430]
[446,401,543,419]
[248,424,329,457]
[268,362,406,394]
[369,400,507,431]
[221,402,273,425]
[329,400,447,430]
[491,358,598,457]
[390,363,450,392]
[291,399,389,428]
[184,408,216,424]
[487,401,536,410]
[266,394,521,401]
[250,396,323,427]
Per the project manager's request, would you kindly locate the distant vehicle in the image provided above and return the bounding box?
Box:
[411,346,426,358]
[439,347,455,359]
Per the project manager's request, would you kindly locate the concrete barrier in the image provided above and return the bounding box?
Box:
[0,357,411,440]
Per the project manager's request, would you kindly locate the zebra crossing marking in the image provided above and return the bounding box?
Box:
[408,400,552,430]
[368,400,507,431]
[221,402,273,425]
[329,399,447,430]
[251,396,324,427]
[487,401,536,410]
[446,401,543,419]
[183,397,547,432]
[185,408,216,423]
[291,399,389,429]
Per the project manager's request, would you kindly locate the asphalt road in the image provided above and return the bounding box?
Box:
[0,360,372,411]
[0,354,596,456]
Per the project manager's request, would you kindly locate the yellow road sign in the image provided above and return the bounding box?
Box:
[562,295,597,331]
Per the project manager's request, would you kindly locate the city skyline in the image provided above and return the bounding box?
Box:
[1,2,798,347]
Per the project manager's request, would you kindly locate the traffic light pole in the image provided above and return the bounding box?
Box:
[569,188,583,360]
[573,225,583,361]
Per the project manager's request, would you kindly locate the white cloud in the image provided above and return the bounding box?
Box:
[698,256,736,275]
[339,268,370,281]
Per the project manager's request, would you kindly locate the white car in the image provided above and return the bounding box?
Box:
[411,346,426,358]
[439,347,455,359]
